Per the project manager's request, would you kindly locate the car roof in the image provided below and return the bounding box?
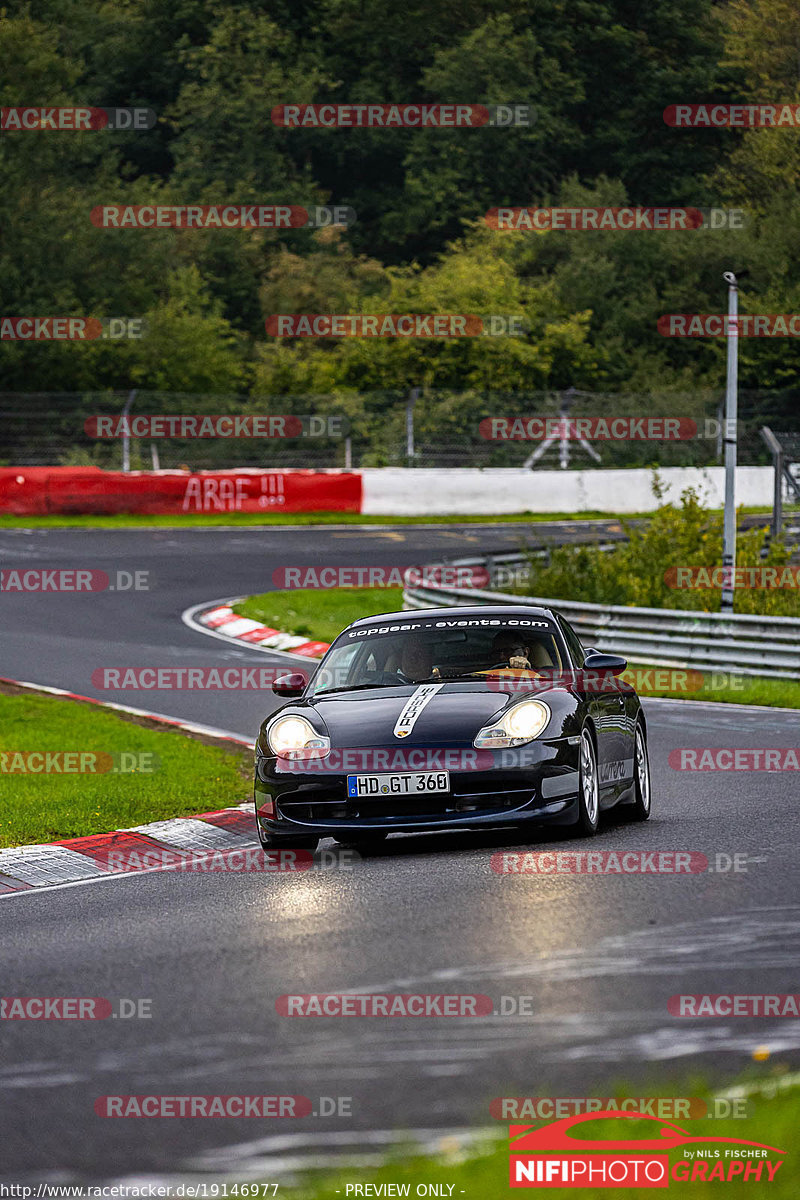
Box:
[347,604,557,628]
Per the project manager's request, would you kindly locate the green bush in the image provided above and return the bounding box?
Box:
[519,488,798,616]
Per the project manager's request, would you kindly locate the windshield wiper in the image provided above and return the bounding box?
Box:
[446,671,514,680]
[312,683,398,696]
[447,670,544,681]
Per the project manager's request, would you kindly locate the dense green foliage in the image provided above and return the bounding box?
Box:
[519,486,798,614]
[3,0,800,426]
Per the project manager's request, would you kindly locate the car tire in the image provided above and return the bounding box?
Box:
[570,725,601,837]
[625,721,652,821]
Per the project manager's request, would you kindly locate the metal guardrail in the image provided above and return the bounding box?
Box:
[403,552,800,680]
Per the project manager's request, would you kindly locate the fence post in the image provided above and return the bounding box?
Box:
[406,387,420,466]
[760,426,783,539]
[720,272,739,613]
[121,389,137,472]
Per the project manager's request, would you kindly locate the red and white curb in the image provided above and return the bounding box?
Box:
[182,596,330,659]
[0,677,257,898]
[0,807,261,897]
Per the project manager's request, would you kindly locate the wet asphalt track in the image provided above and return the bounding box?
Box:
[1,523,798,1183]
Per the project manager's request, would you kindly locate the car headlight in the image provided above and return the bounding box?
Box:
[473,699,551,748]
[265,714,330,759]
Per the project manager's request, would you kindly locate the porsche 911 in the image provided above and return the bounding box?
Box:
[253,605,651,851]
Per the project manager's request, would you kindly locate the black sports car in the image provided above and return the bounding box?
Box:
[253,604,651,851]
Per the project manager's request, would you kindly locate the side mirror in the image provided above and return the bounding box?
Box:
[272,672,307,697]
[582,652,627,677]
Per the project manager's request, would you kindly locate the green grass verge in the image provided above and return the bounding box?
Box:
[0,510,637,528]
[626,668,800,709]
[0,688,251,848]
[279,1074,799,1199]
[0,505,790,529]
[236,587,404,644]
[234,588,800,708]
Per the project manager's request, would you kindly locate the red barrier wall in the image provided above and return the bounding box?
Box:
[0,467,363,515]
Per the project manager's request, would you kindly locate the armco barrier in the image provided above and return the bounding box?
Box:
[0,467,362,515]
[403,553,800,679]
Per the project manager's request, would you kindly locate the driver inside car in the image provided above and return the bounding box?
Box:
[396,638,436,683]
[490,631,533,671]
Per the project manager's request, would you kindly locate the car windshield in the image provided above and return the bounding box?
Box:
[308,616,566,696]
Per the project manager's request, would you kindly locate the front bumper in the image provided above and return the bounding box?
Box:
[254,740,581,835]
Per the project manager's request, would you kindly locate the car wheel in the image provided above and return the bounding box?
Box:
[627,721,652,821]
[258,828,319,852]
[571,726,600,837]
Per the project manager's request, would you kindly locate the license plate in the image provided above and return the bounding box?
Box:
[346,771,450,798]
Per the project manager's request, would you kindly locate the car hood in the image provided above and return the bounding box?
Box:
[301,682,513,747]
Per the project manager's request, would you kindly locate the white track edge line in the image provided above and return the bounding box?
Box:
[0,849,259,901]
[642,695,800,715]
[2,677,253,744]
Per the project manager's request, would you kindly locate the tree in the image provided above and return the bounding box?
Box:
[714,0,800,205]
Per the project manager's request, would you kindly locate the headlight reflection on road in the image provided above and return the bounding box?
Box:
[260,874,348,924]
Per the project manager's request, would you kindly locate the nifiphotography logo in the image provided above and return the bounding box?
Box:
[508,1111,785,1187]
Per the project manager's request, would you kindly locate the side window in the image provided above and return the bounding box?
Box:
[333,641,362,685]
[558,616,585,668]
